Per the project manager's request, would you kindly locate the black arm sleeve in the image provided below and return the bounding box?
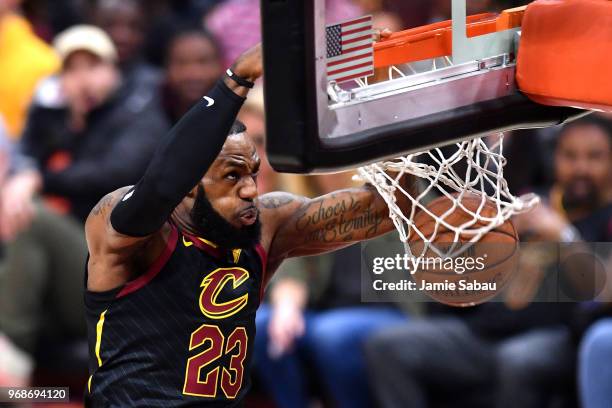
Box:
[110,79,246,236]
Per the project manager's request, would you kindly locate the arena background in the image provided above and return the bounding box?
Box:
[0,0,611,407]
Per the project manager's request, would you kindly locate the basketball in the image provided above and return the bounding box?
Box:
[407,192,519,306]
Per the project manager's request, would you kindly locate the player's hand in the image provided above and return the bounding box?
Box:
[232,43,263,83]
[373,28,392,42]
[0,171,40,241]
[267,303,305,358]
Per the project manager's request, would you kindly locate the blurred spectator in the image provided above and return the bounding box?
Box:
[143,0,223,28]
[0,120,7,184]
[503,128,558,195]
[255,174,406,408]
[383,0,430,29]
[21,0,85,40]
[372,9,402,33]
[568,115,612,408]
[205,0,362,68]
[147,0,222,20]
[0,116,35,186]
[428,0,501,22]
[354,0,403,31]
[162,26,223,125]
[141,0,226,66]
[91,0,160,88]
[0,0,59,138]
[580,318,612,408]
[514,115,612,242]
[365,302,576,408]
[521,115,612,408]
[353,0,383,13]
[3,24,168,225]
[386,0,513,29]
[365,115,612,408]
[0,25,168,387]
[91,0,145,68]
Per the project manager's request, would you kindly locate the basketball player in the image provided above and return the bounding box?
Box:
[84,43,414,407]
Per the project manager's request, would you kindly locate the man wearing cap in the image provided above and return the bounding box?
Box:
[0,25,168,386]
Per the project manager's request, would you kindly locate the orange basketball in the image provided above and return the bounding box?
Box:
[407,193,519,307]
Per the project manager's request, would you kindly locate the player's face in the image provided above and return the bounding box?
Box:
[188,134,261,247]
[555,124,611,207]
[166,34,223,104]
[201,134,261,229]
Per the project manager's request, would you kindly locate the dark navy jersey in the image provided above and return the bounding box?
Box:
[84,223,266,407]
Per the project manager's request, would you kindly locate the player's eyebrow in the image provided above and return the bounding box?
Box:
[224,159,247,168]
[223,157,259,173]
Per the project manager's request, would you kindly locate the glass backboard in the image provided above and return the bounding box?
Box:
[261,0,586,173]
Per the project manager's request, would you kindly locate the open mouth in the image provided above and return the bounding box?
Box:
[238,207,258,226]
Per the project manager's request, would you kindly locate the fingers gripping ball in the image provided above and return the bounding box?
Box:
[408,193,519,307]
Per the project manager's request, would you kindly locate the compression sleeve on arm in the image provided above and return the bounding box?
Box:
[110,79,246,236]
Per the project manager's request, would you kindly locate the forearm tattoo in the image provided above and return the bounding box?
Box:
[295,193,385,243]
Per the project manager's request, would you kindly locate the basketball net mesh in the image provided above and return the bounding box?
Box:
[356,134,539,259]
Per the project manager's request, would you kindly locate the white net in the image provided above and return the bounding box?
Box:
[356,133,539,259]
[331,53,539,259]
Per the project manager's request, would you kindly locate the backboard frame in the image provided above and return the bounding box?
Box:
[261,0,587,174]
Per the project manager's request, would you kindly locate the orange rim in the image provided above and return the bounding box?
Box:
[374,6,526,68]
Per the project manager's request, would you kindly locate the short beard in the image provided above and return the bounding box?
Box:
[562,176,600,211]
[190,186,261,249]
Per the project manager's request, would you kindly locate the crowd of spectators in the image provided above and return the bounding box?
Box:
[0,0,610,407]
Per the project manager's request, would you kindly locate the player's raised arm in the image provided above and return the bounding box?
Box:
[259,174,417,267]
[85,44,262,292]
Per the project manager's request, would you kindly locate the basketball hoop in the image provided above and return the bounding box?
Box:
[334,3,540,257]
[261,0,597,305]
[356,133,538,258]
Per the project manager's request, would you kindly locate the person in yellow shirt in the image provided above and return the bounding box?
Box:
[0,0,59,139]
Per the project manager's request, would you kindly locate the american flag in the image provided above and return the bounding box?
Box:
[326,15,374,84]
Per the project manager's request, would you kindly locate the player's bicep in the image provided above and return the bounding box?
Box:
[86,187,165,292]
[85,187,152,259]
[257,192,308,259]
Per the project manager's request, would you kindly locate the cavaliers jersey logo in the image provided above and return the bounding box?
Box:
[199,268,249,319]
